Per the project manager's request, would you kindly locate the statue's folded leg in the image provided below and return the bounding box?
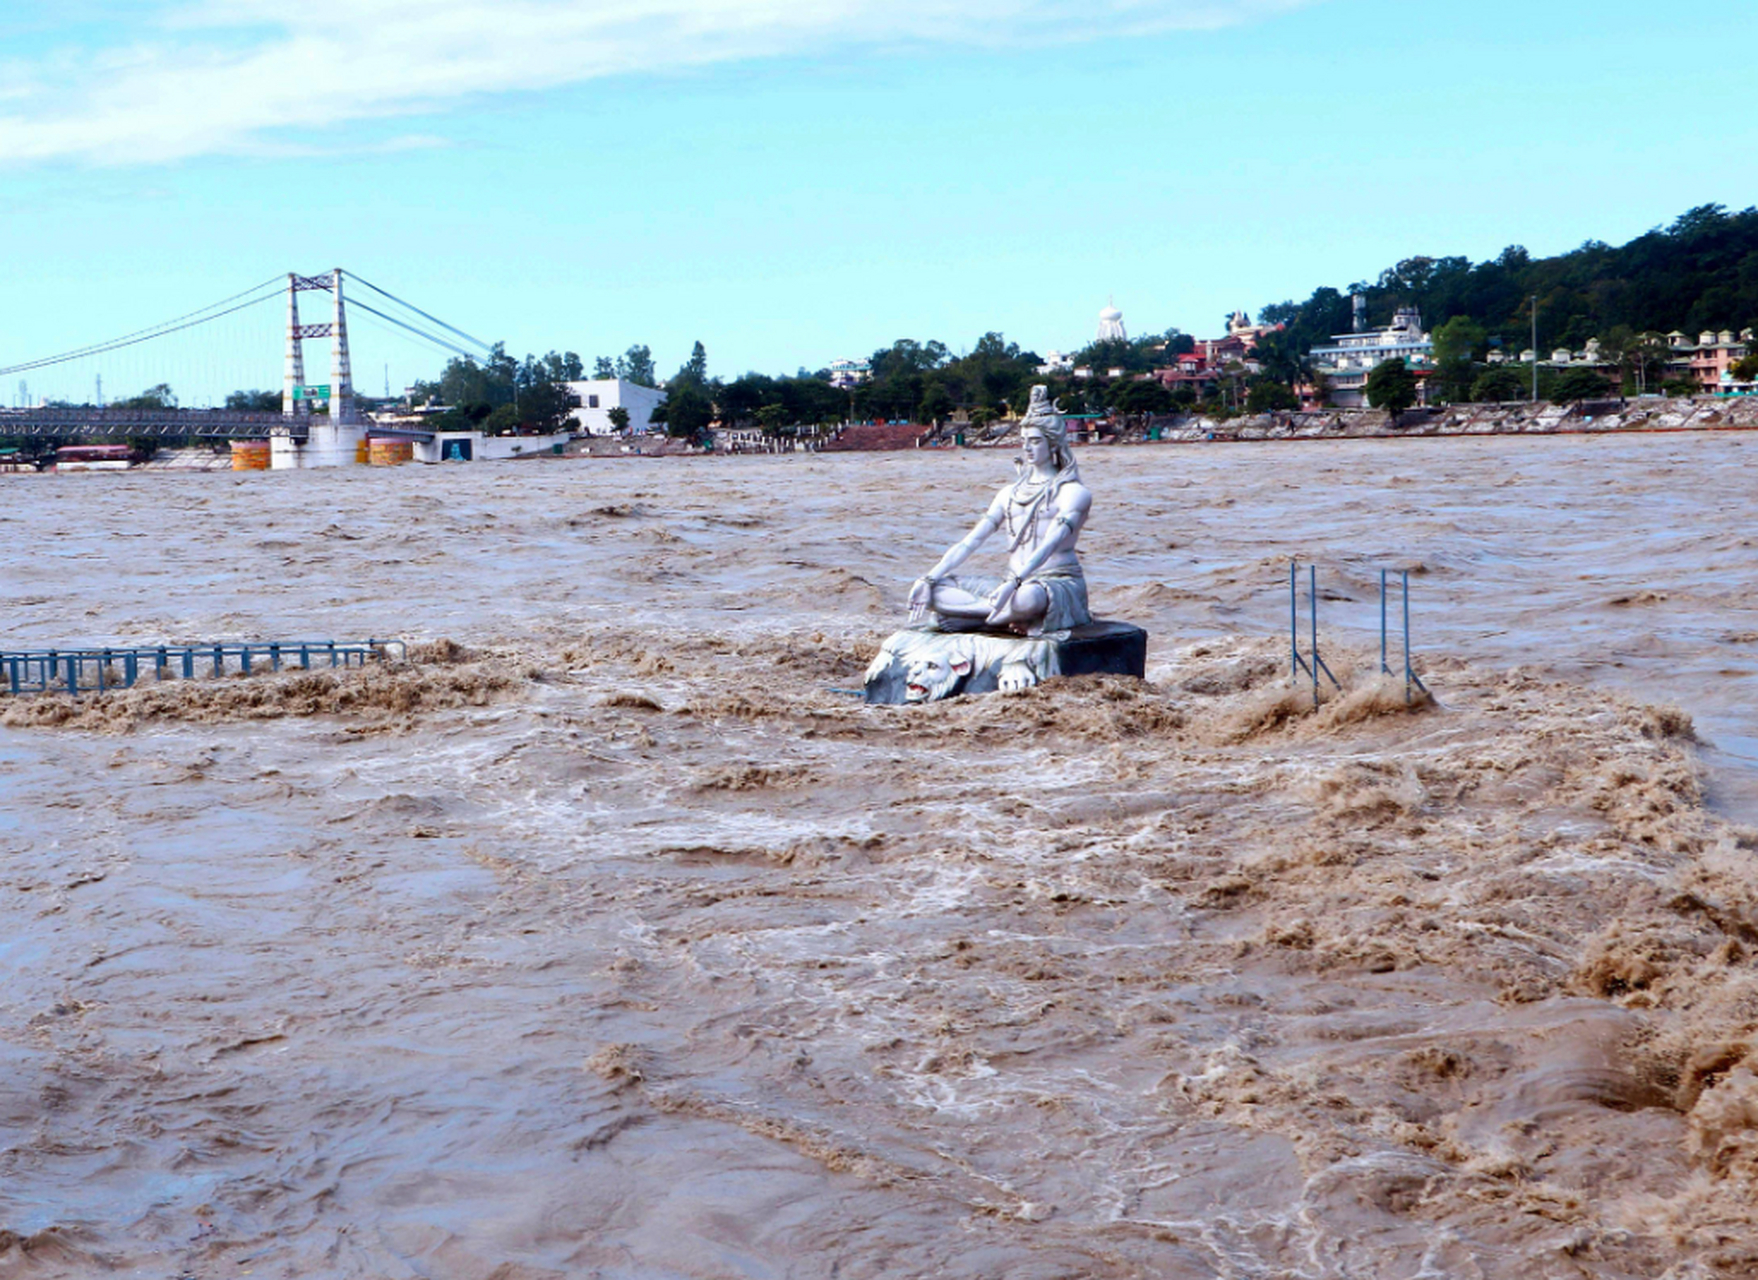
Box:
[928,580,997,620]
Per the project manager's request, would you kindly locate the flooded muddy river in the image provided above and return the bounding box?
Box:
[2,432,1757,1278]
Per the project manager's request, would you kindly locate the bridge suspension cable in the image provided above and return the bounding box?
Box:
[344,296,481,360]
[0,277,285,378]
[349,273,493,353]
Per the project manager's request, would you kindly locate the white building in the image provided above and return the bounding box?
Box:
[1036,350,1074,375]
[1306,305,1433,408]
[828,358,871,389]
[1097,301,1127,343]
[564,378,665,435]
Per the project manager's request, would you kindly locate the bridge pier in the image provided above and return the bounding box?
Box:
[270,421,367,469]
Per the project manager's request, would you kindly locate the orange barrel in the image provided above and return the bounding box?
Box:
[356,440,370,464]
[230,440,271,470]
[368,438,414,466]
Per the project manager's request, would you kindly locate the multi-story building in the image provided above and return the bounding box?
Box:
[1306,305,1433,408]
[828,358,871,390]
[1668,329,1752,390]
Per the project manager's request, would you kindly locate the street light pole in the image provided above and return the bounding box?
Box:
[1531,295,1539,402]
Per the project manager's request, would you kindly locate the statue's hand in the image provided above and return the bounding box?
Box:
[984,577,1018,625]
[907,577,933,622]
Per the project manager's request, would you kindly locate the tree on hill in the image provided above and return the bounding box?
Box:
[1365,360,1418,416]
[1112,379,1172,417]
[1470,365,1528,403]
[1549,367,1613,404]
[1245,378,1298,413]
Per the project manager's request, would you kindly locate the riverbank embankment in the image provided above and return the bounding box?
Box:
[1136,394,1758,445]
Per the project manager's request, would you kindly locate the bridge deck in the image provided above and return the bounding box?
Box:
[0,407,320,439]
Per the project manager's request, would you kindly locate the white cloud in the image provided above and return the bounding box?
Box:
[0,0,1316,166]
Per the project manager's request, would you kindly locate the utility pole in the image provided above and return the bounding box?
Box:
[1531,295,1539,402]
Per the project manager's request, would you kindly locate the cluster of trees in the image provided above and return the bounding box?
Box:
[410,345,587,435]
[849,334,1044,426]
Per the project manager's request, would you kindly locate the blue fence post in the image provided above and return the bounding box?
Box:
[96,651,107,694]
[125,653,138,687]
[65,655,78,698]
[1380,568,1389,676]
[183,648,195,679]
[1289,560,1299,683]
[1308,564,1319,708]
[213,645,223,677]
[241,646,251,675]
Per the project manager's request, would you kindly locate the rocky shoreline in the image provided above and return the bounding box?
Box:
[1137,393,1758,445]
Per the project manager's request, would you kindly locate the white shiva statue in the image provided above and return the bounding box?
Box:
[905,384,1093,637]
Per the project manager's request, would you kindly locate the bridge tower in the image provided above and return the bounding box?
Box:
[273,269,364,468]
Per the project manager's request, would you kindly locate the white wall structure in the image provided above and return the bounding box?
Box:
[411,431,572,464]
[564,379,666,435]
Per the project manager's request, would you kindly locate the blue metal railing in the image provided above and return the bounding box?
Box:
[1290,560,1428,707]
[2,639,405,698]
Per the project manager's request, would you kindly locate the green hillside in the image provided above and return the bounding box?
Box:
[1260,204,1758,356]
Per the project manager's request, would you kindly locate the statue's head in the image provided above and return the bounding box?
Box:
[1020,383,1074,473]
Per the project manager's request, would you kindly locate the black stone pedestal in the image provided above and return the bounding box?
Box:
[863,619,1148,705]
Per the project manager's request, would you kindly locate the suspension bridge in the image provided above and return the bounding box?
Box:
[0,269,494,463]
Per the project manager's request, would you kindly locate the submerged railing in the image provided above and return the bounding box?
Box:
[1290,560,1428,707]
[2,639,405,698]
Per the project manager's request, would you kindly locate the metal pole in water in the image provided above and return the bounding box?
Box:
[1380,569,1388,675]
[65,655,77,698]
[1402,570,1412,704]
[1309,563,1319,708]
[1289,559,1299,683]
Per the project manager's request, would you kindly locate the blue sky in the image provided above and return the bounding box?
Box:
[3,0,1756,404]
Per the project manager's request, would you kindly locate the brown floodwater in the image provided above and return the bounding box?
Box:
[2,432,1758,1278]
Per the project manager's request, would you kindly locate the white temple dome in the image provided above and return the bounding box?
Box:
[1096,300,1127,342]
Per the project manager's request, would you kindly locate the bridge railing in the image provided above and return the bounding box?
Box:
[2,639,405,698]
[0,406,297,439]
